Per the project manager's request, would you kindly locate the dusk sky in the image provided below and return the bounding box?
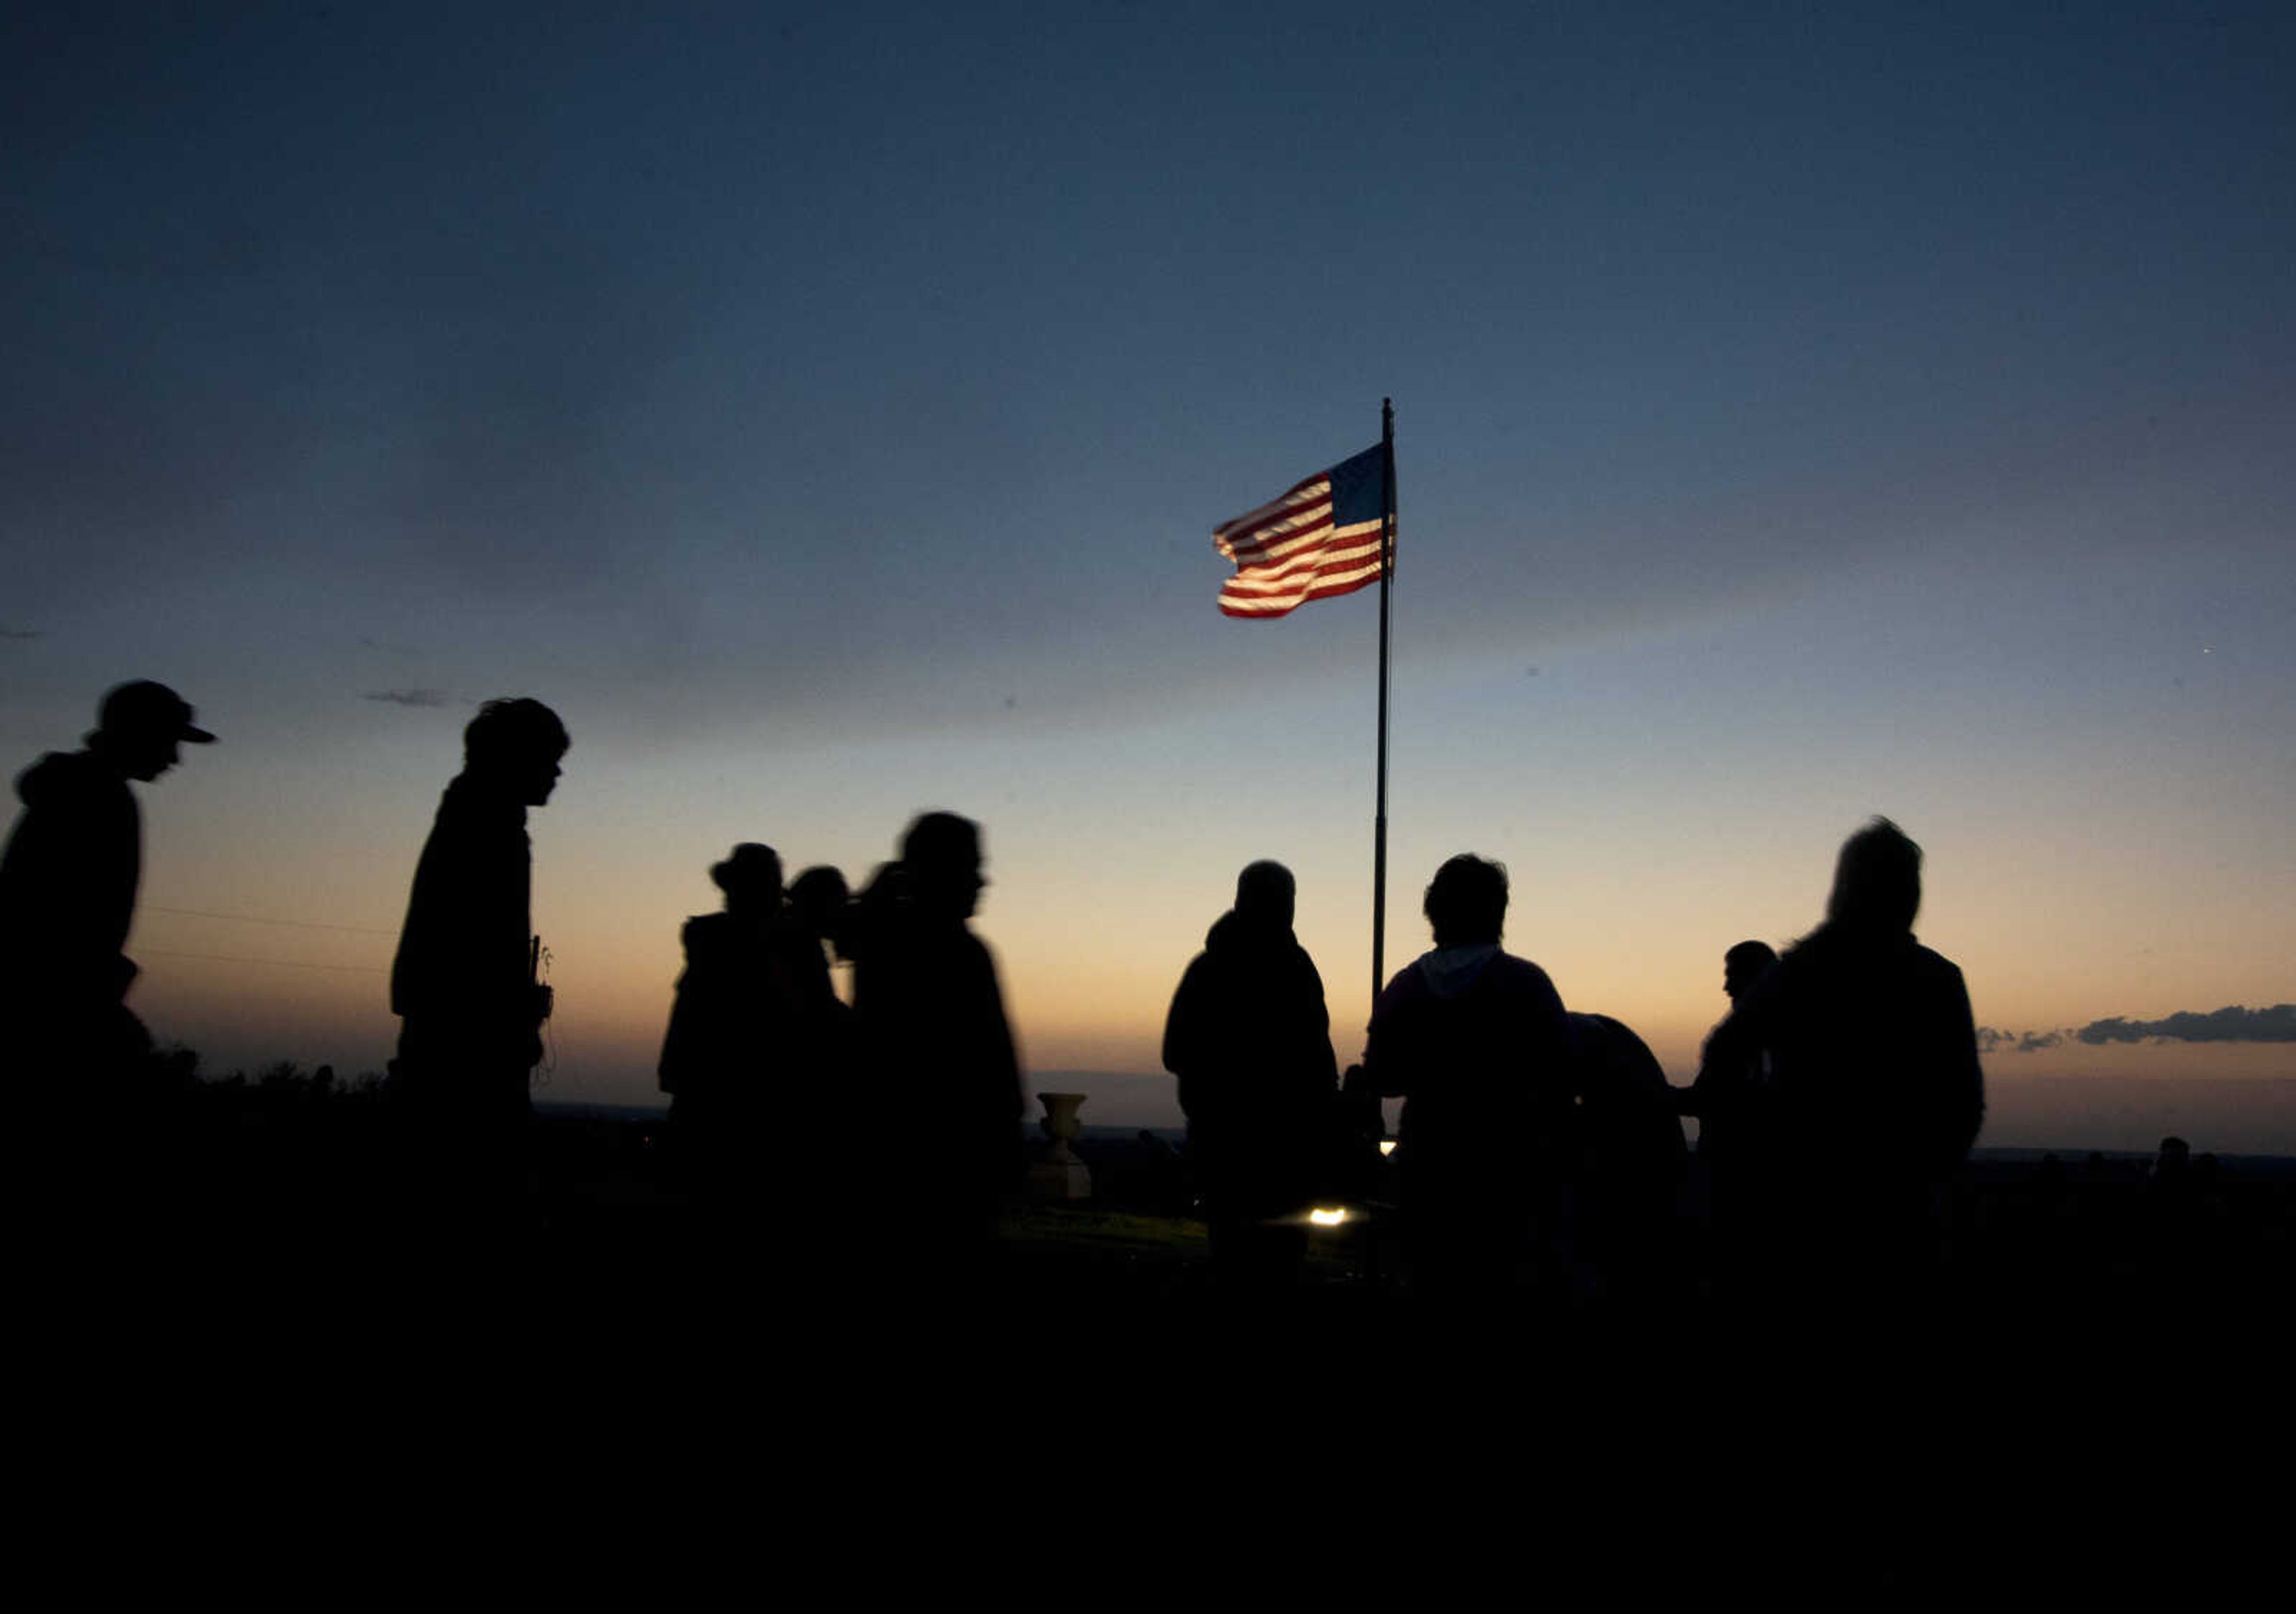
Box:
[5,2,2289,1150]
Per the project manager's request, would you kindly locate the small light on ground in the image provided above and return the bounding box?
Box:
[1309,1207,1348,1227]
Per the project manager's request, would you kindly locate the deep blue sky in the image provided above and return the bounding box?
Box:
[4,2,2289,1142]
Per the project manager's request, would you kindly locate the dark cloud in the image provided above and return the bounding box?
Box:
[361,689,450,708]
[0,626,41,640]
[1977,1026,2068,1054]
[2077,1005,2296,1046]
[1981,1008,2296,1051]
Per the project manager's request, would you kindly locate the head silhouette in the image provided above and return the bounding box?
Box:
[465,698,569,806]
[1234,860,1296,930]
[901,811,984,921]
[2155,1136,2190,1178]
[1825,817,1922,935]
[1424,854,1507,947]
[711,843,782,915]
[789,865,851,944]
[1723,940,1778,1001]
[89,680,215,782]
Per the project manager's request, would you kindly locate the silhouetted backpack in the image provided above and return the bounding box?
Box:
[1567,1013,1688,1200]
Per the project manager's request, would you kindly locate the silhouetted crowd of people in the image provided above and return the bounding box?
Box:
[10,677,2277,1333]
[1164,824,1981,1319]
[0,683,1035,1305]
[657,809,1025,1291]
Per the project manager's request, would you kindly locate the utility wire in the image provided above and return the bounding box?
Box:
[139,947,388,974]
[145,904,398,937]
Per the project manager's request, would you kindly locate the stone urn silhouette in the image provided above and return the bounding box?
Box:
[1028,1091,1092,1202]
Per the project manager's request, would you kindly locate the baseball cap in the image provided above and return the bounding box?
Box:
[97,681,217,744]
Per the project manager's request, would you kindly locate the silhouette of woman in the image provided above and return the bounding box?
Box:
[771,864,856,1216]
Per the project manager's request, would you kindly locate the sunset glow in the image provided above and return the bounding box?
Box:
[7,4,2289,1155]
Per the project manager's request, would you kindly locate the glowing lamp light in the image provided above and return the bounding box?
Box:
[1309,1207,1348,1227]
[1378,1140,1397,1157]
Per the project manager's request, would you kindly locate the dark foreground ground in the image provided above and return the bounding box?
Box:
[23,1079,2296,1520]
[75,1084,2293,1348]
[26,1081,2289,1558]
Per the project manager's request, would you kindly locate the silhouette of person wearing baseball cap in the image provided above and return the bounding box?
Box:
[0,680,216,1087]
[0,681,215,1281]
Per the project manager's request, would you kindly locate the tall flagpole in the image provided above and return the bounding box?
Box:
[1372,398,1396,1005]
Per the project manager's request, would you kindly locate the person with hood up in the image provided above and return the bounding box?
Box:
[1162,860,1338,1290]
[1363,853,1573,1303]
[1703,817,1982,1307]
[0,680,215,1100]
[658,842,784,1209]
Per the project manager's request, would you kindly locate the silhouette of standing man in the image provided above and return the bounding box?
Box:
[1679,939,1780,1296]
[1680,940,1779,1151]
[1363,854,1573,1306]
[389,698,566,1229]
[0,681,215,1108]
[1163,861,1336,1291]
[851,812,1021,1279]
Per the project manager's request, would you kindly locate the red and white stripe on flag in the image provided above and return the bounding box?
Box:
[1212,448,1386,619]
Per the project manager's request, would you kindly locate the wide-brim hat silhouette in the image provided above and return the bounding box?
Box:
[99,680,216,744]
[710,843,780,894]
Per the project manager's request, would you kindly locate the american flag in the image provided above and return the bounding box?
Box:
[1212,443,1389,618]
